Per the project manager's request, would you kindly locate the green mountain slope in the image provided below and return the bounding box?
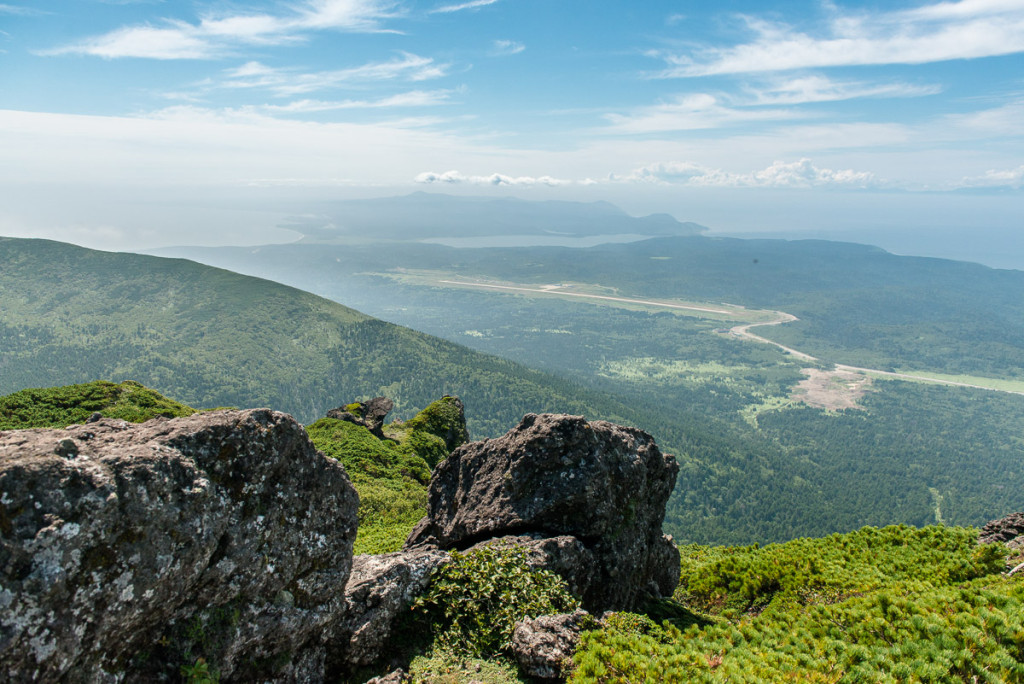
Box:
[153,237,1024,544]
[0,237,633,435]
[159,236,1024,380]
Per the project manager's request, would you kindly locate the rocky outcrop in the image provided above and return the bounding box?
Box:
[511,609,595,680]
[329,549,450,676]
[0,409,359,682]
[327,397,395,439]
[406,413,680,612]
[979,512,1024,549]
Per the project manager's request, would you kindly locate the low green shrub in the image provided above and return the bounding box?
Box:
[573,525,1020,683]
[412,546,580,658]
[573,577,1024,683]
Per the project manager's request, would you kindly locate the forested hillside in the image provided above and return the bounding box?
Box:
[0,237,633,435]
[5,236,1023,546]
[155,237,1024,544]
[158,236,1024,380]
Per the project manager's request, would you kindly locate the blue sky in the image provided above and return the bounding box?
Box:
[1,0,1023,254]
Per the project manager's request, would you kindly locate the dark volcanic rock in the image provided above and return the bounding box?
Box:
[511,609,595,680]
[405,413,680,612]
[329,549,450,675]
[327,397,394,438]
[0,409,359,683]
[979,511,1024,550]
[979,512,1024,544]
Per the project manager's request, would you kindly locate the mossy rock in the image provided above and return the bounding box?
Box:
[403,396,469,454]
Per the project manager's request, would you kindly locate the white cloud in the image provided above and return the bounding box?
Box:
[654,0,1024,76]
[220,54,449,96]
[42,0,398,59]
[415,170,569,186]
[603,93,801,134]
[603,74,942,135]
[414,160,877,189]
[958,165,1024,188]
[50,23,217,59]
[940,99,1024,136]
[260,90,454,112]
[618,159,877,188]
[0,3,46,15]
[0,106,481,190]
[745,75,942,105]
[491,39,525,56]
[430,0,501,14]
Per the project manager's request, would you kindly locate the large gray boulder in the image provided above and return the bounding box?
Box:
[0,409,359,683]
[406,413,680,612]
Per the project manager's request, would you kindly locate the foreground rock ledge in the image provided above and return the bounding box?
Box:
[0,409,359,682]
[406,413,681,612]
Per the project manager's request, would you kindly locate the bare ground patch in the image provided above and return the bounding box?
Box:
[792,368,872,410]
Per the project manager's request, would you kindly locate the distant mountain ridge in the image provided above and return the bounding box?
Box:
[288,192,706,242]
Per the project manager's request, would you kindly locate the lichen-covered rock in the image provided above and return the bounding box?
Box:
[366,668,411,684]
[329,549,450,676]
[511,609,595,680]
[0,409,359,683]
[406,413,680,612]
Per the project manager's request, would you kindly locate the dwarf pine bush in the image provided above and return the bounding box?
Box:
[412,546,579,658]
[573,525,1021,683]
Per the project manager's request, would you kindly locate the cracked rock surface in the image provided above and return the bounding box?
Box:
[0,409,359,683]
[405,413,680,612]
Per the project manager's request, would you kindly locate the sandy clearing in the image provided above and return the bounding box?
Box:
[792,368,873,410]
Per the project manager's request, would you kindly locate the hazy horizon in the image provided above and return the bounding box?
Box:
[2,0,1021,264]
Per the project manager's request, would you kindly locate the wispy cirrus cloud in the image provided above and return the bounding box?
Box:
[652,0,1024,76]
[602,93,801,134]
[602,73,941,134]
[41,0,399,59]
[415,170,569,186]
[430,0,501,14]
[491,39,524,56]
[220,54,449,96]
[0,3,47,15]
[744,75,942,105]
[260,89,455,113]
[616,159,878,188]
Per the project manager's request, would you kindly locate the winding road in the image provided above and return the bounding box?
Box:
[434,276,1024,397]
[730,317,1024,397]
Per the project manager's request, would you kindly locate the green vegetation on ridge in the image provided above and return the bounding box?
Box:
[0,380,195,429]
[306,397,469,554]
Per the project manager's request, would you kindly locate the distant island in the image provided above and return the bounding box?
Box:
[286,192,707,243]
